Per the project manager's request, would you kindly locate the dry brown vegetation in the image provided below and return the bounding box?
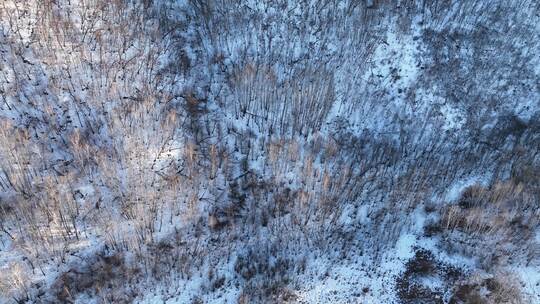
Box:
[0,0,538,303]
[442,180,539,236]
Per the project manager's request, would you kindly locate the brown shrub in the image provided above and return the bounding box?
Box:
[450,271,525,304]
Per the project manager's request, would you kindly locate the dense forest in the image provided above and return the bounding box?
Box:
[0,0,539,303]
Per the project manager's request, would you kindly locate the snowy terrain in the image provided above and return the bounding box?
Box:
[0,0,539,303]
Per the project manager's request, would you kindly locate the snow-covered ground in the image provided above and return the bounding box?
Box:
[0,0,539,303]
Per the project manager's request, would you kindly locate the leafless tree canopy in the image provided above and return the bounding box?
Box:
[0,0,538,303]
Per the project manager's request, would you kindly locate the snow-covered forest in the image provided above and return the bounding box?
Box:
[0,0,539,303]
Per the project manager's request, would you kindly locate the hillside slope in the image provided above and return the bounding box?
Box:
[0,0,539,303]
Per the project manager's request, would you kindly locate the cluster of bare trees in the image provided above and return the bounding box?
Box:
[0,1,188,301]
[229,64,335,137]
[0,0,538,302]
[440,177,540,268]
